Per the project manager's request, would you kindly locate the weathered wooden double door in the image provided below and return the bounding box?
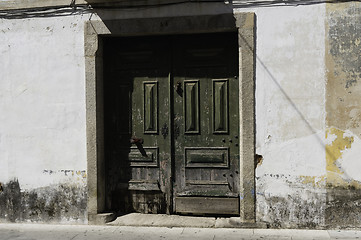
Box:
[104,32,240,216]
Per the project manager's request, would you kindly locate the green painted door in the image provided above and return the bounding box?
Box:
[104,36,172,214]
[172,34,240,215]
[104,33,239,215]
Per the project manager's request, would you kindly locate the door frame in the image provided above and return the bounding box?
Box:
[85,13,255,224]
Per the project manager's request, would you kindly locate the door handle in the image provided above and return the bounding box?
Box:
[161,123,168,139]
[176,81,183,96]
[130,137,147,157]
[130,137,144,144]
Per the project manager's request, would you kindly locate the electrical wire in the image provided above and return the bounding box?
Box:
[0,4,92,19]
[90,0,224,8]
[0,0,349,19]
[0,0,217,19]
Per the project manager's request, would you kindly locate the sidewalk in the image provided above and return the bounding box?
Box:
[1,223,361,240]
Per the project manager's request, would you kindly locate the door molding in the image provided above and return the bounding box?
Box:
[85,13,255,224]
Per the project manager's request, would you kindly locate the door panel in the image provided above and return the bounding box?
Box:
[173,33,239,215]
[175,197,239,215]
[130,72,169,188]
[104,37,172,214]
[104,32,239,216]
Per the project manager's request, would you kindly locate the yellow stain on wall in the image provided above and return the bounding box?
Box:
[300,175,326,188]
[325,127,354,187]
[76,170,87,179]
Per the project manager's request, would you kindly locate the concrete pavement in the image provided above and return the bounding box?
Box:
[1,223,361,240]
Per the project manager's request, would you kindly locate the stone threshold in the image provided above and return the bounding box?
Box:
[90,213,267,228]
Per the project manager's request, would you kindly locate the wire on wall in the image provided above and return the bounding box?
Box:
[0,0,225,19]
[0,4,92,19]
[0,0,338,19]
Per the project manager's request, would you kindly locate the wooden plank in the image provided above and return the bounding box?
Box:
[128,180,160,191]
[185,180,228,185]
[175,197,239,215]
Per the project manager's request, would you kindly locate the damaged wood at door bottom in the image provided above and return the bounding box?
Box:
[175,197,239,215]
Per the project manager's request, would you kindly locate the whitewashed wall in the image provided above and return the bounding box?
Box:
[0,2,360,227]
[236,5,328,227]
[0,15,89,223]
[0,15,88,189]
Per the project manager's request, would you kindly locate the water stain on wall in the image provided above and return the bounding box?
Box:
[326,188,361,228]
[256,174,326,229]
[326,3,361,136]
[0,179,87,223]
[325,2,361,228]
[257,187,326,228]
[324,127,361,228]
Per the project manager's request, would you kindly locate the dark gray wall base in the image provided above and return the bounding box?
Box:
[0,179,87,223]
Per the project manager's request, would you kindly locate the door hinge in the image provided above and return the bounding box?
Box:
[161,123,169,139]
